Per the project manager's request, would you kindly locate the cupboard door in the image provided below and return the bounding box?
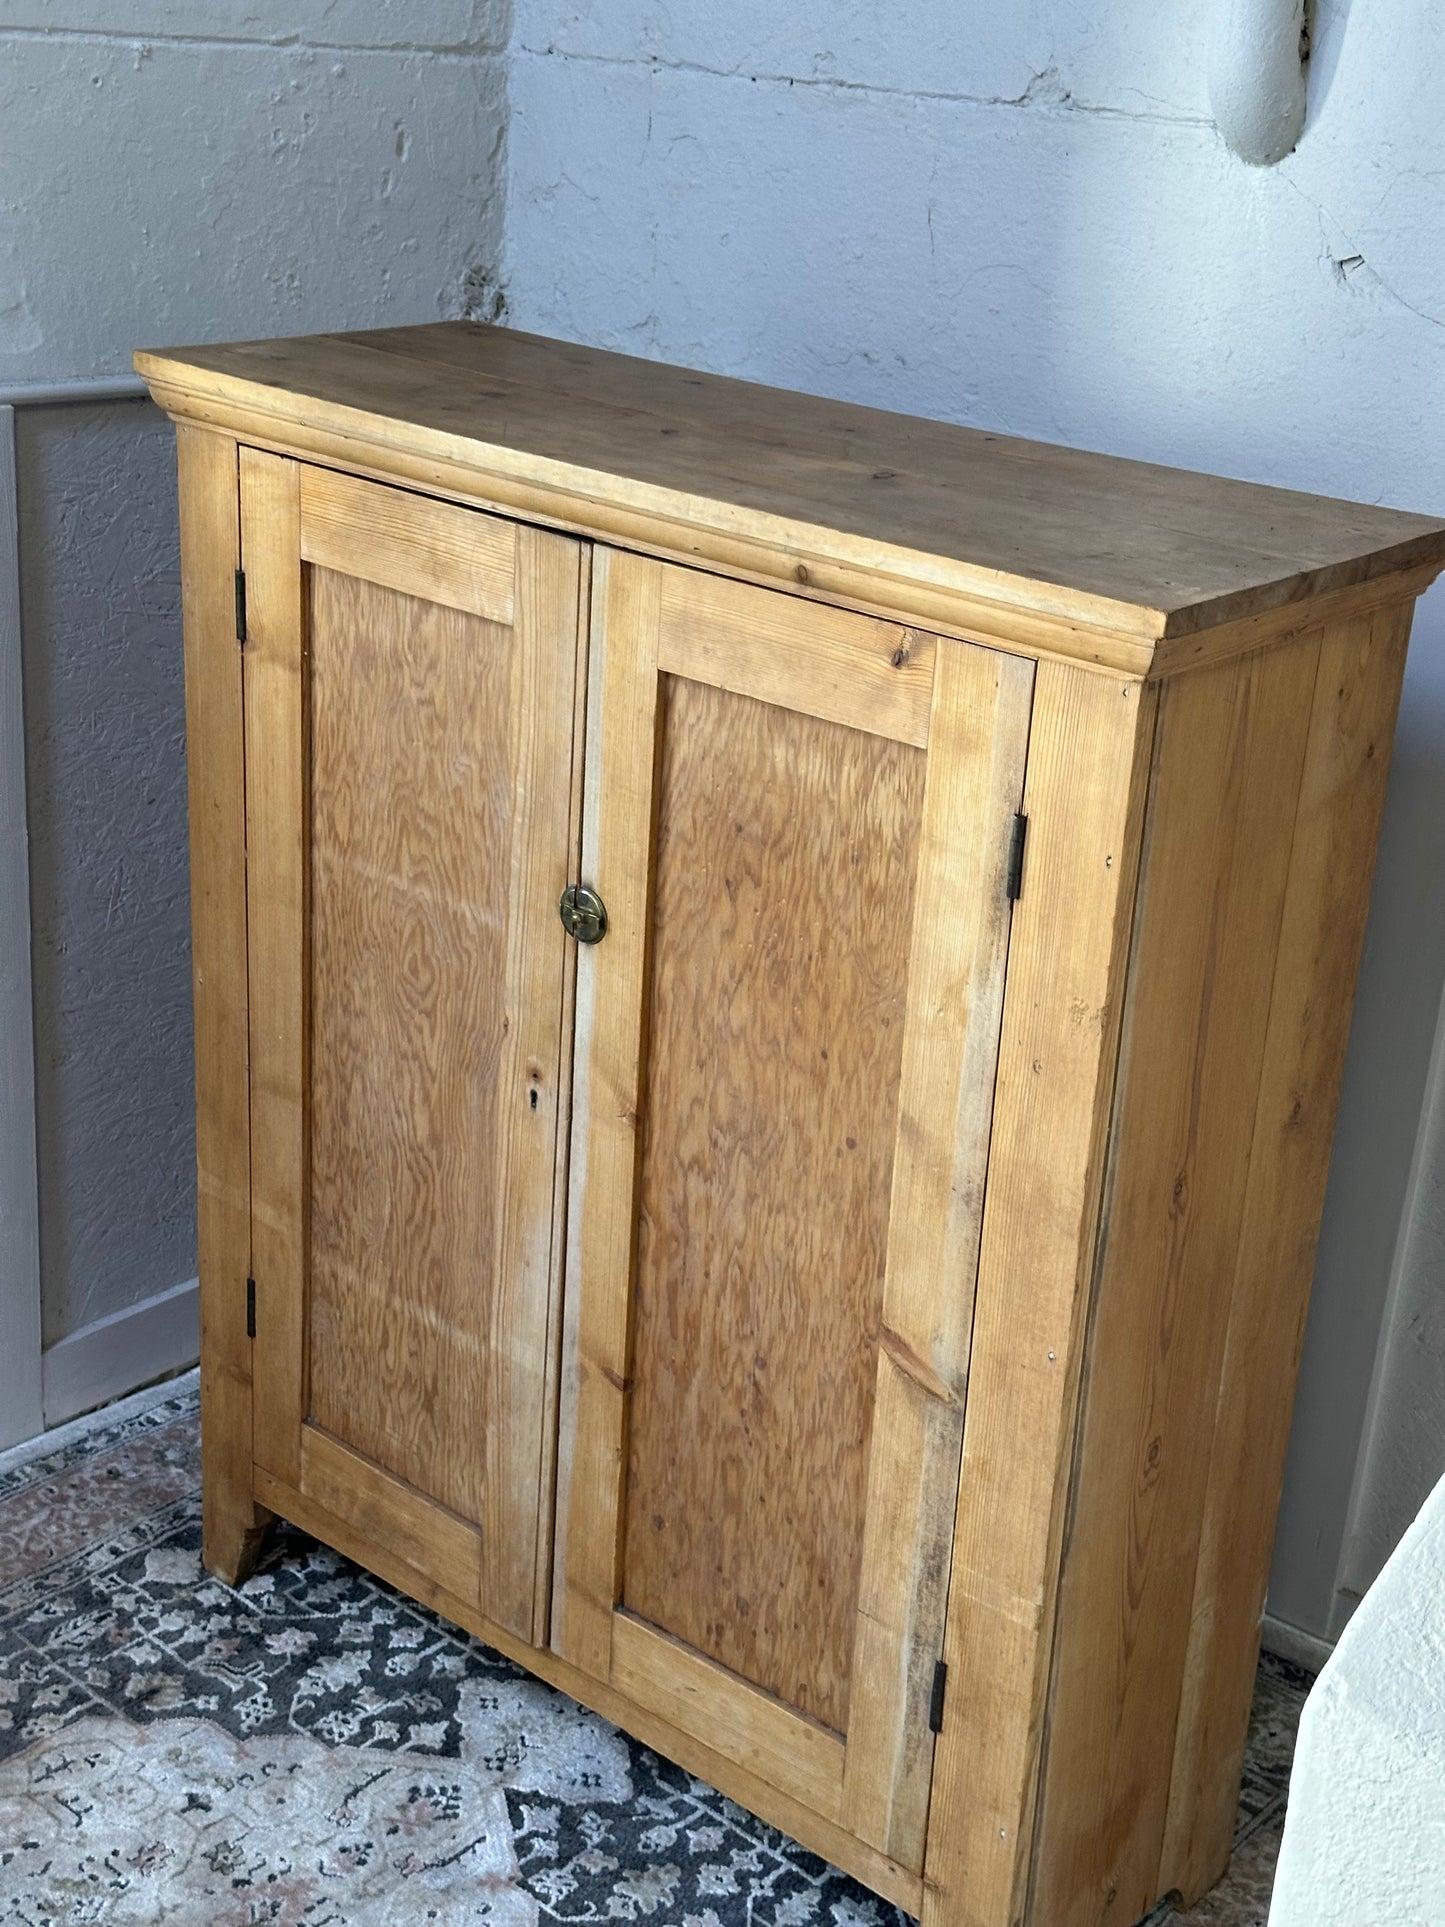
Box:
[240,451,585,1645]
[554,551,1034,1870]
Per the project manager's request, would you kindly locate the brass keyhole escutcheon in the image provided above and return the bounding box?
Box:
[559,883,608,944]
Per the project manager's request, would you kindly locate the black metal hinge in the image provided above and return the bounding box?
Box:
[929,1658,948,1734]
[1006,812,1029,902]
[245,1276,256,1339]
[235,568,248,645]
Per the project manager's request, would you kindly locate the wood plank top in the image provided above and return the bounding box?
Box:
[136,322,1445,657]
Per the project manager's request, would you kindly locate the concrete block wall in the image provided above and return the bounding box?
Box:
[1,1,510,1430]
[503,0,1445,1645]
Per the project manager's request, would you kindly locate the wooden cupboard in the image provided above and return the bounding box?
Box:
[137,323,1445,1927]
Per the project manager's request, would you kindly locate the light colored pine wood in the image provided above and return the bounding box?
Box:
[841,639,1035,1868]
[551,545,663,1678]
[483,522,585,1640]
[136,325,1445,658]
[299,462,514,623]
[622,674,926,1734]
[1159,598,1414,1904]
[241,446,307,1493]
[247,465,582,1642]
[141,323,1445,1927]
[305,565,513,1526]
[299,1423,483,1605]
[1028,633,1327,1927]
[530,541,593,1645]
[0,404,44,1453]
[656,563,936,746]
[611,1611,847,1820]
[142,372,1445,687]
[252,1458,924,1919]
[177,426,272,1581]
[563,552,1046,1867]
[922,663,1158,1927]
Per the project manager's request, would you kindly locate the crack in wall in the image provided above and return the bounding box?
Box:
[514,41,1213,128]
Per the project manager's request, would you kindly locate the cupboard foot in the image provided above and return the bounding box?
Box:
[204,1501,275,1588]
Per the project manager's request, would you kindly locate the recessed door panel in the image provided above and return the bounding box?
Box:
[624,675,926,1733]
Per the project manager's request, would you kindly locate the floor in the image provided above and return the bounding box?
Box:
[0,1377,1310,1925]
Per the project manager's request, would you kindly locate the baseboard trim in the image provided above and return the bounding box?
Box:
[1261,1611,1335,1676]
[41,1276,199,1429]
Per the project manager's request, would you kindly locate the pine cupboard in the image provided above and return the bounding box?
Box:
[137,324,1445,1927]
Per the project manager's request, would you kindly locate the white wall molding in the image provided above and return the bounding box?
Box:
[0,403,44,1453]
[1261,1611,1335,1677]
[40,1274,199,1430]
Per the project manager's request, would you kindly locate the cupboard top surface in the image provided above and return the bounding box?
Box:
[136,321,1445,658]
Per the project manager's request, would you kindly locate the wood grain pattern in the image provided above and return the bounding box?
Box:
[176,425,271,1580]
[150,326,1444,1927]
[921,664,1158,1927]
[656,564,936,746]
[529,541,593,1644]
[305,566,514,1526]
[1029,631,1327,1927]
[253,1460,924,1919]
[299,1423,483,1605]
[242,446,307,1493]
[299,462,514,624]
[245,466,582,1643]
[1159,600,1413,1904]
[137,324,1445,650]
[551,546,664,1679]
[484,523,586,1641]
[611,1611,847,1820]
[622,675,926,1734]
[841,639,1035,1867]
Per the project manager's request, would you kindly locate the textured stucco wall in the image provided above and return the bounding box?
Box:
[5,2,509,1365]
[1269,1469,1445,1925]
[503,0,1445,1638]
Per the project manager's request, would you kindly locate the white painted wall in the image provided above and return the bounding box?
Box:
[503,0,1445,1641]
[1269,1468,1445,1926]
[0,2,508,1436]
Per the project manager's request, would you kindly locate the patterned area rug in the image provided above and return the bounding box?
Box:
[0,1380,1311,1925]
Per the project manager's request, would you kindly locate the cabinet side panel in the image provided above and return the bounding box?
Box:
[1159,599,1414,1902]
[178,424,270,1583]
[1028,631,1327,1927]
[622,675,926,1736]
[922,664,1156,1927]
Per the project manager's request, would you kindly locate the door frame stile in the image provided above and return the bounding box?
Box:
[921,663,1159,1927]
[551,544,665,1679]
[239,446,307,1489]
[840,638,1037,1868]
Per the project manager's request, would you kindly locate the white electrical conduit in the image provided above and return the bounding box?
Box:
[1210,0,1310,164]
[0,375,149,408]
